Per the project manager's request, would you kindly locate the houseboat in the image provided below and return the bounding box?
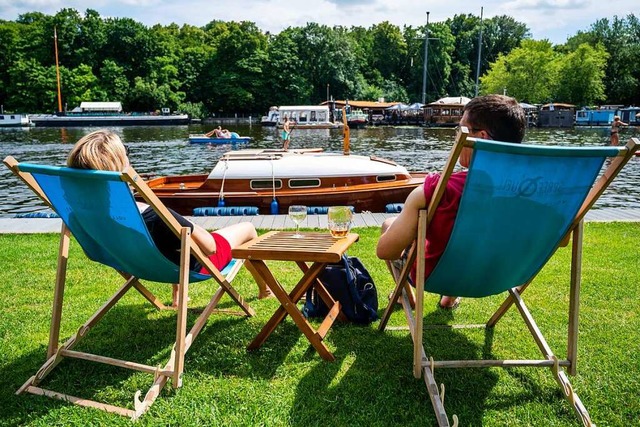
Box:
[323,100,400,126]
[277,105,342,129]
[260,106,279,126]
[0,114,31,127]
[575,108,617,126]
[537,103,576,128]
[618,106,640,126]
[423,97,470,127]
[31,102,190,127]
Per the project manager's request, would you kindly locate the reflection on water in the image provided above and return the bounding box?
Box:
[1,124,638,216]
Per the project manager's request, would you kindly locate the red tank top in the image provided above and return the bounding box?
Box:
[413,171,467,281]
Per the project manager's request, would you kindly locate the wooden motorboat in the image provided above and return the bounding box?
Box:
[145,109,426,215]
[188,133,251,144]
[346,109,369,129]
[143,148,426,215]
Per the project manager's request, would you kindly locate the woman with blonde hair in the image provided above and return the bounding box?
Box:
[67,129,269,305]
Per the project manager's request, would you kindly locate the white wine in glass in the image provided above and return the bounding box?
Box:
[288,205,307,238]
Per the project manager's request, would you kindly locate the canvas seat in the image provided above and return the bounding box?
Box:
[4,156,255,419]
[378,130,639,427]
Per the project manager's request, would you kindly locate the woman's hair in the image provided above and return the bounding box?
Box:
[66,129,127,171]
[463,94,526,143]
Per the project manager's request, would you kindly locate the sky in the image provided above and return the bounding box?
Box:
[1,0,638,45]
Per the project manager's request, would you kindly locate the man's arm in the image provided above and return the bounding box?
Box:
[376,185,427,260]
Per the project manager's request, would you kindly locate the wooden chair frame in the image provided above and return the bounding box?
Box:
[4,156,255,419]
[378,135,639,427]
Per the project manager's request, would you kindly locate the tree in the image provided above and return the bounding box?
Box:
[0,21,23,110]
[99,59,130,102]
[7,58,58,112]
[446,14,530,98]
[556,43,608,106]
[262,29,310,108]
[369,22,408,83]
[565,14,640,105]
[289,23,359,103]
[64,63,105,107]
[410,22,455,102]
[481,39,559,103]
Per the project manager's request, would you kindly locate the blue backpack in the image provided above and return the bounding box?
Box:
[303,255,378,325]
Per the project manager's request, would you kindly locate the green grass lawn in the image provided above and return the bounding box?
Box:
[0,223,638,426]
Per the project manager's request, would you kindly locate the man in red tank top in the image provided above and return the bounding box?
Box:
[377,95,526,309]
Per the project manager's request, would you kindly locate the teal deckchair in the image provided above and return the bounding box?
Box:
[3,156,255,419]
[379,130,639,427]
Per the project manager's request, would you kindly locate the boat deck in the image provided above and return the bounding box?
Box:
[1,207,639,233]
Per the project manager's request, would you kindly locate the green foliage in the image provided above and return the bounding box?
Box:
[7,58,58,112]
[382,80,409,103]
[564,14,640,106]
[369,21,408,83]
[99,59,130,102]
[555,43,609,105]
[177,101,207,119]
[481,39,560,103]
[0,9,637,114]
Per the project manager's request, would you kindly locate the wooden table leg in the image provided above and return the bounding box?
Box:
[247,260,335,361]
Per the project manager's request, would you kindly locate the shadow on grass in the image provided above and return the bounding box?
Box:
[288,307,500,427]
[0,298,253,426]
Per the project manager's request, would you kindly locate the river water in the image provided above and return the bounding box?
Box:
[1,124,639,217]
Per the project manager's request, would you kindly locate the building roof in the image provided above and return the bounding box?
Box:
[79,102,123,112]
[540,102,576,110]
[322,100,401,109]
[427,96,471,106]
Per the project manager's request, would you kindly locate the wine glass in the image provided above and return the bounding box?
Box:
[288,205,307,238]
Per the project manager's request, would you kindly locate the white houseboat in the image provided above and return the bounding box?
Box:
[260,106,279,126]
[277,105,341,129]
[0,114,32,127]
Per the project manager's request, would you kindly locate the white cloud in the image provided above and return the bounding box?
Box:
[505,0,591,10]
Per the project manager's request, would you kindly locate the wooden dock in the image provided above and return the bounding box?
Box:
[0,207,639,234]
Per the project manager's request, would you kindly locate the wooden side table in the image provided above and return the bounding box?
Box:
[232,231,359,361]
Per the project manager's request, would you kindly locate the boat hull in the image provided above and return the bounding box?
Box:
[276,123,342,129]
[31,114,190,127]
[347,119,367,129]
[143,173,426,215]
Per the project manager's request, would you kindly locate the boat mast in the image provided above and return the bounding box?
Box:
[474,7,484,97]
[342,107,350,155]
[421,12,430,105]
[54,27,63,113]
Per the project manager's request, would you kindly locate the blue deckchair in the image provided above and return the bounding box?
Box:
[3,156,255,419]
[378,130,639,427]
